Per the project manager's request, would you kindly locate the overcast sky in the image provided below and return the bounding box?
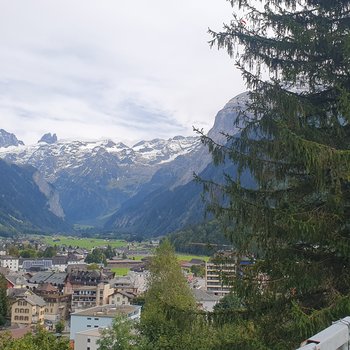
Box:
[0,0,245,145]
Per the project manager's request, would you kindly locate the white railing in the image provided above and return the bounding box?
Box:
[297,317,350,350]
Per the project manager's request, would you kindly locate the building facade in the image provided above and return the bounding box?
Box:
[11,294,46,326]
[70,304,141,341]
[0,256,19,272]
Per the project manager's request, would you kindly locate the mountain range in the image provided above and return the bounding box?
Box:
[0,92,249,237]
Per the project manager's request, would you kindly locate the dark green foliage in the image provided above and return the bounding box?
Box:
[104,245,115,259]
[214,293,242,312]
[55,320,65,334]
[0,326,70,350]
[85,248,107,265]
[40,245,58,258]
[190,264,205,277]
[19,248,38,258]
[0,274,8,326]
[98,315,140,350]
[139,240,199,349]
[197,0,350,348]
[168,220,231,255]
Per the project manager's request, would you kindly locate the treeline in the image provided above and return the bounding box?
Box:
[168,220,231,255]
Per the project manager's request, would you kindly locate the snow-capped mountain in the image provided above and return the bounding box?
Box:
[0,133,202,225]
[0,92,248,235]
[0,134,201,180]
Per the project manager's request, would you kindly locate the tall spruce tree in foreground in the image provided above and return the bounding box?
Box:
[0,274,8,325]
[198,0,350,348]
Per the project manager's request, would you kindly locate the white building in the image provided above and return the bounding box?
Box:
[69,304,141,341]
[74,328,101,350]
[0,256,19,271]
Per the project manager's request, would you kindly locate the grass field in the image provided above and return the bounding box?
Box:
[111,267,130,276]
[43,235,127,250]
[176,254,210,262]
[126,253,210,262]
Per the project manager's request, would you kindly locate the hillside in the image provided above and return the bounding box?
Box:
[0,159,69,235]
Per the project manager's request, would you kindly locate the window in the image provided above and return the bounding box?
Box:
[14,316,18,320]
[94,325,98,328]
[87,317,91,320]
[87,347,90,350]
[87,339,91,343]
[87,325,91,328]
[94,318,99,320]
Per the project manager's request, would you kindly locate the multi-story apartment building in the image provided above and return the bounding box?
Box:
[11,294,46,326]
[0,256,19,271]
[65,270,114,312]
[205,251,253,296]
[68,283,114,312]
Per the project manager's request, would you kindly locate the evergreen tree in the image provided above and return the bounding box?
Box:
[139,240,198,349]
[198,0,350,348]
[0,274,8,325]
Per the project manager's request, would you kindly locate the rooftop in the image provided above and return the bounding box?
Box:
[76,328,103,337]
[72,304,141,318]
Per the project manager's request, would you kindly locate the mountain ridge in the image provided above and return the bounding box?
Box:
[0,92,250,235]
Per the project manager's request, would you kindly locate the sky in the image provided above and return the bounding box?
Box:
[0,0,245,145]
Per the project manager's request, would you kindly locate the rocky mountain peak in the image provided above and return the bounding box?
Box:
[208,91,248,143]
[0,129,24,148]
[38,133,58,144]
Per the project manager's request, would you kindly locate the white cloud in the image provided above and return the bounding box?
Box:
[0,0,245,144]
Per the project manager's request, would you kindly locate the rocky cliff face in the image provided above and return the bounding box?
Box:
[38,133,58,144]
[0,159,69,234]
[0,129,24,148]
[104,93,250,235]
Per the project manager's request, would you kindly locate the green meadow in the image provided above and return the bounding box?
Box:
[43,235,127,250]
[111,267,130,276]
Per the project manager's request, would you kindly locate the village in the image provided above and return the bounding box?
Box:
[0,236,242,350]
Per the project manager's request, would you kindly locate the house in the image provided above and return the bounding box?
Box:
[52,255,68,272]
[0,256,19,271]
[192,289,221,312]
[5,273,29,290]
[108,290,136,306]
[11,293,46,326]
[69,304,141,341]
[106,258,144,270]
[35,283,71,323]
[29,271,67,290]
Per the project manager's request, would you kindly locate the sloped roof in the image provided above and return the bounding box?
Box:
[16,294,46,307]
[192,289,222,302]
[36,282,58,293]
